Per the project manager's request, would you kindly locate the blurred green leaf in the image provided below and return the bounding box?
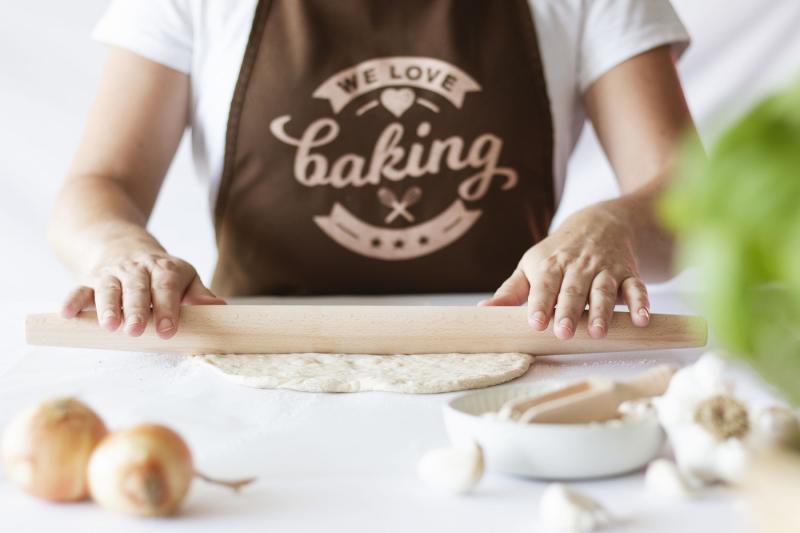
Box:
[661,81,800,404]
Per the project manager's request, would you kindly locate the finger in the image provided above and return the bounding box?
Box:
[478,268,528,307]
[621,276,650,327]
[93,275,123,332]
[524,262,563,331]
[60,286,94,319]
[151,265,189,340]
[182,276,226,305]
[120,266,152,336]
[553,269,592,340]
[587,271,618,339]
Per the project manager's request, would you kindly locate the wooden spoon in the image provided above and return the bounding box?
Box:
[499,365,675,424]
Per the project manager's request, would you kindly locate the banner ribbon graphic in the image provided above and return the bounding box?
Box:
[314,200,482,260]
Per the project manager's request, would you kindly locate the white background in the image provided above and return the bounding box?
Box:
[1,0,799,299]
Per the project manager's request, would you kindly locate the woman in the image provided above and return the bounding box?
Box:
[51,0,694,342]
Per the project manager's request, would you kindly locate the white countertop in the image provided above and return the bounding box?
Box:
[0,293,753,533]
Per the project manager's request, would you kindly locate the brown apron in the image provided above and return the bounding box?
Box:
[212,0,555,297]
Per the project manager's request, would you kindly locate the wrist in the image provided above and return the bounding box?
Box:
[608,185,675,281]
[566,199,636,239]
[82,222,166,274]
[588,186,660,235]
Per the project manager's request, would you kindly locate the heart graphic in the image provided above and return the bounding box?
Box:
[380,88,415,117]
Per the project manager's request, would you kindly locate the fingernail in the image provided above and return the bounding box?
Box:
[158,318,174,332]
[592,318,605,331]
[101,310,116,324]
[559,317,573,332]
[126,315,143,329]
[638,308,650,319]
[532,311,547,325]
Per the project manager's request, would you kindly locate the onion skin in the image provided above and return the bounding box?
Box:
[88,424,194,516]
[1,398,108,501]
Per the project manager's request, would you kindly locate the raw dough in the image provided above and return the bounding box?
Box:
[196,352,533,393]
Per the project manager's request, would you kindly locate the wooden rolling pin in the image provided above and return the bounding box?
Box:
[25,306,707,355]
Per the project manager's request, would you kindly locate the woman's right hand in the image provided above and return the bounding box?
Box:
[59,252,225,339]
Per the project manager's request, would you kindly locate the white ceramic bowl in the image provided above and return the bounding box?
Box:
[444,381,665,480]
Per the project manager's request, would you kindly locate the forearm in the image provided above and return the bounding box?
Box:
[48,49,191,282]
[50,49,222,333]
[48,175,165,280]
[581,45,694,283]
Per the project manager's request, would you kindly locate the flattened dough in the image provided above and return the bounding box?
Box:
[196,353,533,393]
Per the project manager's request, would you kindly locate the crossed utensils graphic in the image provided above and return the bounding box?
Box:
[377,186,423,223]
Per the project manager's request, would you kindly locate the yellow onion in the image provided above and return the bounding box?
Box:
[1,397,108,501]
[88,424,194,516]
[88,424,255,517]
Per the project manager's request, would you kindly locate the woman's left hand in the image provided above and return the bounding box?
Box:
[480,202,650,339]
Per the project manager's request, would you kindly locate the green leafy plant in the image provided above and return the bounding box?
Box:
[661,81,800,405]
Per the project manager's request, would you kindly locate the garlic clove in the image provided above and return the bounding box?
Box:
[417,441,484,494]
[670,422,752,487]
[670,424,723,486]
[711,437,750,485]
[692,352,729,391]
[539,483,613,532]
[645,459,693,498]
[1,398,107,502]
[751,406,800,448]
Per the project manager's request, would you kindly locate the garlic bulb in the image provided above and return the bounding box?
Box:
[88,424,194,516]
[1,398,107,501]
[645,459,693,498]
[653,352,800,490]
[653,352,756,485]
[417,441,484,494]
[539,483,612,532]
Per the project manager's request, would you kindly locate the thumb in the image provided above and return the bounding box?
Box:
[478,268,529,307]
[182,276,227,305]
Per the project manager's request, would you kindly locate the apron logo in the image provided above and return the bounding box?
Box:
[270,56,518,261]
[312,57,480,112]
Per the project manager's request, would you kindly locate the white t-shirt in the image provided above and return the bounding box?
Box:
[92,0,688,207]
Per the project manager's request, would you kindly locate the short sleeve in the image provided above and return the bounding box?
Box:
[91,0,194,74]
[578,0,690,92]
